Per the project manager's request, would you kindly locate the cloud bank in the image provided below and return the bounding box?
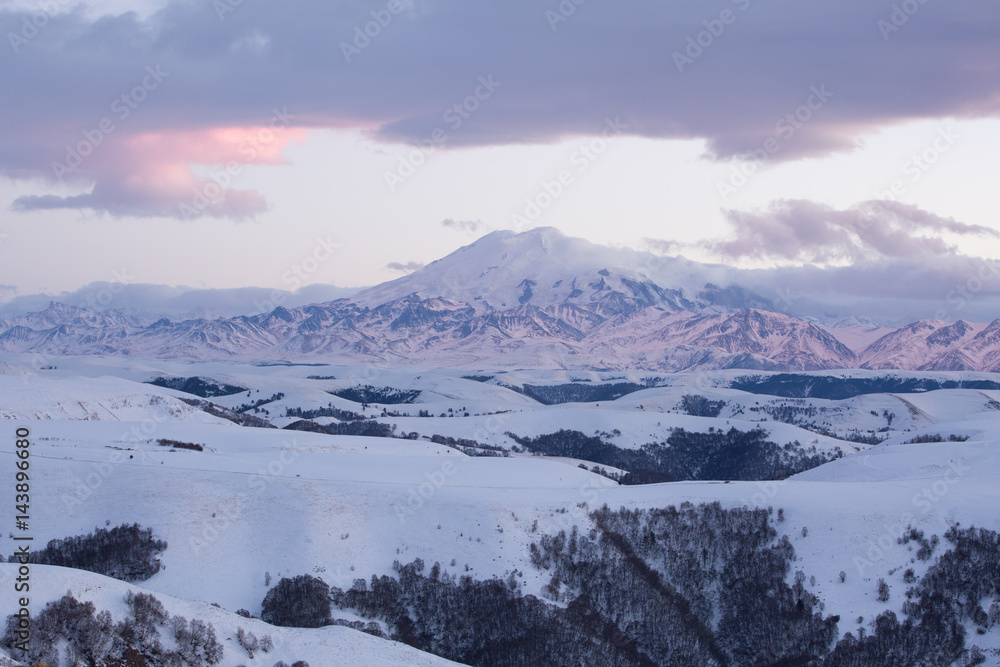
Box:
[2,0,999,217]
[708,200,1000,264]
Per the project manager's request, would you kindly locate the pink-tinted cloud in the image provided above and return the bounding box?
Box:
[13,123,307,219]
[2,0,1000,220]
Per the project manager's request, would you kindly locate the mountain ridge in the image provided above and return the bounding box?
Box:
[3,228,1000,372]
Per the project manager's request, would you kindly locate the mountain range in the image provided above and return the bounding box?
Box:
[3,227,1000,372]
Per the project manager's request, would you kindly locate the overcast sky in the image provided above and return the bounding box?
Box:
[1,0,999,321]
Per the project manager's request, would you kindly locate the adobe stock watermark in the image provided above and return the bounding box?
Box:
[384,75,502,192]
[545,0,591,31]
[934,258,1000,321]
[673,0,753,73]
[510,116,628,229]
[852,458,968,576]
[253,234,340,315]
[61,451,131,512]
[191,438,308,555]
[178,107,296,220]
[84,268,137,311]
[773,285,798,313]
[716,85,833,202]
[856,126,959,217]
[851,125,959,264]
[18,352,56,387]
[340,0,410,63]
[251,234,340,315]
[534,474,618,540]
[394,459,459,524]
[213,0,247,21]
[61,403,174,512]
[7,0,74,54]
[51,66,170,178]
[740,478,784,508]
[343,363,383,385]
[877,0,932,41]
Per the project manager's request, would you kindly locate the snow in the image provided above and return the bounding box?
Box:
[1,357,999,663]
[353,227,708,311]
[4,230,1000,375]
[0,565,461,666]
[819,322,896,353]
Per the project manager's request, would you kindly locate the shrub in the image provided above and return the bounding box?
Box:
[877,578,890,602]
[157,438,204,452]
[680,394,727,417]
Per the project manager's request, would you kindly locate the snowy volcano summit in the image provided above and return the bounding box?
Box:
[3,227,1000,371]
[355,227,721,313]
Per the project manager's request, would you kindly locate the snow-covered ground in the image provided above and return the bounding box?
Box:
[0,565,461,666]
[1,355,998,664]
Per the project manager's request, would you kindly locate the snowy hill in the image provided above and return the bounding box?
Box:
[1,357,999,664]
[0,565,461,667]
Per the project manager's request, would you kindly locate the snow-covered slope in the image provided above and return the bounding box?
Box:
[1,358,999,664]
[0,565,460,667]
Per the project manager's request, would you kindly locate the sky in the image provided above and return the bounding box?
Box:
[1,0,999,321]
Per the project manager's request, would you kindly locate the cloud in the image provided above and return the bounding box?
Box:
[442,218,489,234]
[10,124,306,219]
[385,261,425,274]
[0,282,361,320]
[641,238,682,255]
[694,199,1000,322]
[707,200,1000,264]
[2,2,1000,216]
[738,255,1000,325]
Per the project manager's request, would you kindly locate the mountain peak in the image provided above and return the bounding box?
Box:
[356,227,702,312]
[357,227,606,307]
[449,226,571,258]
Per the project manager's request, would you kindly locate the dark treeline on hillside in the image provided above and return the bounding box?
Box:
[531,503,839,665]
[328,385,421,404]
[234,392,285,413]
[147,376,247,398]
[508,428,837,482]
[284,404,367,421]
[10,523,166,582]
[826,525,1000,665]
[8,508,997,666]
[304,503,835,666]
[0,590,244,666]
[461,374,495,383]
[679,394,727,417]
[179,397,276,429]
[284,419,398,438]
[272,505,998,666]
[731,374,1000,400]
[516,382,650,405]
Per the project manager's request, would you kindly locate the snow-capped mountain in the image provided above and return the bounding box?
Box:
[3,228,1000,371]
[356,228,711,312]
[858,319,1000,372]
[0,301,141,331]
